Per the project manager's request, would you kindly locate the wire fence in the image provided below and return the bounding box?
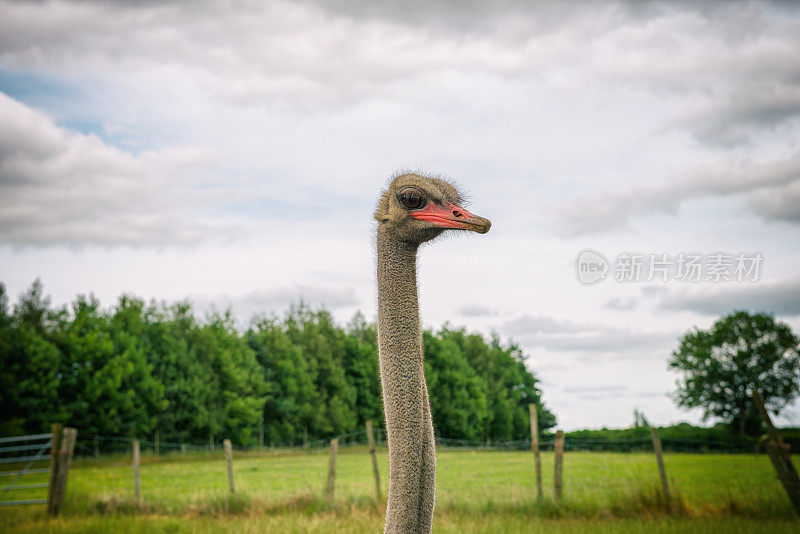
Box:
[2,426,794,518]
[66,428,766,459]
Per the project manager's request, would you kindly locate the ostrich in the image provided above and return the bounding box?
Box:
[374,173,491,533]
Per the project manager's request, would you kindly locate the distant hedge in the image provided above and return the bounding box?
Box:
[546,423,800,453]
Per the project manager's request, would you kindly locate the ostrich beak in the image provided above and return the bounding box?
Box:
[410,202,492,234]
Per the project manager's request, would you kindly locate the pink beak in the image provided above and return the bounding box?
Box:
[409,202,491,234]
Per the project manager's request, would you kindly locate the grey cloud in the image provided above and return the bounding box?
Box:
[3,1,798,242]
[604,298,638,311]
[563,386,669,401]
[530,359,576,371]
[563,385,628,394]
[301,1,798,36]
[577,393,622,401]
[502,314,679,355]
[2,0,797,116]
[3,0,562,108]
[457,304,499,317]
[0,92,243,247]
[641,286,669,296]
[555,159,800,237]
[545,331,678,354]
[193,285,360,322]
[683,85,800,147]
[594,3,800,147]
[748,180,800,223]
[632,391,668,398]
[656,277,800,316]
[503,314,588,335]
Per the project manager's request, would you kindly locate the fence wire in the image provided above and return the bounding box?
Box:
[68,429,765,458]
[4,428,791,517]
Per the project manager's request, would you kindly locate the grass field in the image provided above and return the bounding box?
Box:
[1,448,798,533]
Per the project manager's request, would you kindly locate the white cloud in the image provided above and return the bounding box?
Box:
[1,0,797,119]
[457,304,499,317]
[555,159,800,237]
[191,284,360,323]
[605,297,638,311]
[0,92,251,246]
[502,314,679,356]
[749,179,800,223]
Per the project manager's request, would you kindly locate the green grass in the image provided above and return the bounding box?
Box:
[1,448,797,532]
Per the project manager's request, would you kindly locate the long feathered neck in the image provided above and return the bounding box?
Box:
[376,225,436,533]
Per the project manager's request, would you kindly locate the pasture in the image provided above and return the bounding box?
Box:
[1,448,797,533]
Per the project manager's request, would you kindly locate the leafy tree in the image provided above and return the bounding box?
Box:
[343,311,384,428]
[0,280,557,446]
[144,301,218,443]
[191,310,266,445]
[669,310,800,435]
[55,295,166,437]
[285,304,358,437]
[424,331,488,441]
[632,408,649,428]
[0,281,64,435]
[247,315,322,445]
[437,327,556,439]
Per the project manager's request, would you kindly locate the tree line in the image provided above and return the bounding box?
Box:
[0,280,556,445]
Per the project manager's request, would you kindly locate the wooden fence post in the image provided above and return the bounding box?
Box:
[554,430,564,502]
[529,403,543,500]
[154,430,159,456]
[209,433,214,451]
[47,423,63,514]
[366,420,382,503]
[224,439,236,493]
[133,439,141,502]
[94,435,99,458]
[753,390,800,515]
[303,427,309,450]
[181,443,186,454]
[650,426,670,501]
[259,427,264,449]
[326,438,338,506]
[762,436,790,494]
[47,424,63,515]
[47,427,76,516]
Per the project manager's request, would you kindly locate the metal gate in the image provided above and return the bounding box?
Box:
[0,432,52,506]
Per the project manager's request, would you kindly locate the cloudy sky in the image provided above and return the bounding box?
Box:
[2,0,799,430]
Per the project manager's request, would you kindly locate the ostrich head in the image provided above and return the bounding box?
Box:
[374,173,491,244]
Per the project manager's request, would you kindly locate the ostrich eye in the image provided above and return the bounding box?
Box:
[396,188,426,210]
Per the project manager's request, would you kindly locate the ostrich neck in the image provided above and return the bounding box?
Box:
[376,225,436,533]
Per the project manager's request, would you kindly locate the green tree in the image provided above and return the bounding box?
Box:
[343,311,383,428]
[438,327,556,439]
[191,310,266,445]
[669,310,800,435]
[247,315,322,445]
[424,331,488,441]
[284,304,358,438]
[0,281,558,446]
[55,295,166,437]
[0,281,64,435]
[143,301,217,443]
